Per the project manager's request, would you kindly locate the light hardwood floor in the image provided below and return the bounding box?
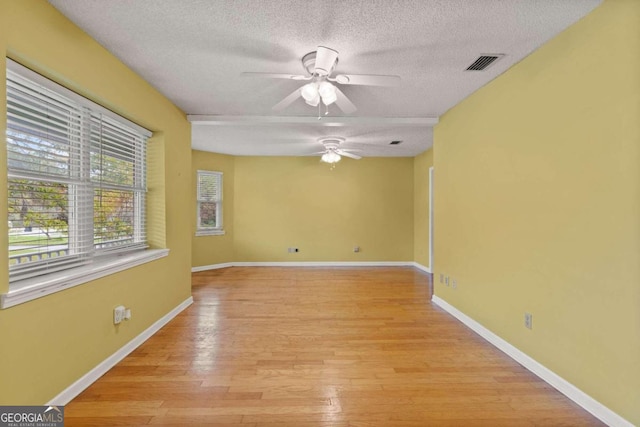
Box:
[66,267,603,426]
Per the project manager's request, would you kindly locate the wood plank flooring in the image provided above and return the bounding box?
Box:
[66,267,603,426]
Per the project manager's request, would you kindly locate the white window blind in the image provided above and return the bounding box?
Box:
[90,113,147,254]
[6,59,150,284]
[196,170,223,233]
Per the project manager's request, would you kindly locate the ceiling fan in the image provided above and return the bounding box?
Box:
[314,137,362,164]
[243,46,400,114]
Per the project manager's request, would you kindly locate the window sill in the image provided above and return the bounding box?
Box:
[1,249,170,309]
[195,229,225,236]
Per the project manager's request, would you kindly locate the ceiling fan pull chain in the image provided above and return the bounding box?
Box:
[318,101,322,120]
[325,103,329,116]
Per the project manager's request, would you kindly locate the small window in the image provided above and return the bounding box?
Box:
[196,170,223,236]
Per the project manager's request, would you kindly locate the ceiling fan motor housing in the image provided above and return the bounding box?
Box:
[302,48,339,76]
[319,137,345,150]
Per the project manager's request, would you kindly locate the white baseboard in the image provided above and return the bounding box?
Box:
[431,295,633,427]
[233,261,414,267]
[412,262,431,273]
[47,296,194,406]
[192,261,417,271]
[191,262,234,272]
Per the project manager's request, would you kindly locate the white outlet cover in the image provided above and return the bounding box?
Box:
[114,305,126,324]
[525,313,533,329]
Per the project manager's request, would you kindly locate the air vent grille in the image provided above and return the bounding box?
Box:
[465,54,504,71]
[390,140,403,145]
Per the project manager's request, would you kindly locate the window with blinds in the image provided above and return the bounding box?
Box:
[6,59,150,284]
[196,170,223,235]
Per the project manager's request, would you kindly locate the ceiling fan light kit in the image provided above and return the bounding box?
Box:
[318,81,337,104]
[301,83,320,103]
[321,151,341,164]
[301,80,338,107]
[305,93,320,107]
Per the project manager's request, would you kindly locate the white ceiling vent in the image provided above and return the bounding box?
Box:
[465,54,504,71]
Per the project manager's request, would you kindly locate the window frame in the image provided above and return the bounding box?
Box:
[2,59,167,309]
[195,170,224,236]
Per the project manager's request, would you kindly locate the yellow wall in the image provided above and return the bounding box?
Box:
[413,149,433,268]
[0,1,192,404]
[192,150,235,267]
[433,0,640,423]
[233,157,414,262]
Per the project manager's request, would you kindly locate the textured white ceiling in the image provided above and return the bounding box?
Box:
[49,0,601,157]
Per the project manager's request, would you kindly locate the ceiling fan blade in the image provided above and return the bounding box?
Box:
[333,74,401,87]
[242,72,310,81]
[336,149,362,160]
[273,88,302,111]
[314,46,339,75]
[333,87,357,114]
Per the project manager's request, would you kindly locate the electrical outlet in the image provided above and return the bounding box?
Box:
[353,246,360,253]
[439,273,444,283]
[452,279,457,289]
[114,305,126,325]
[525,312,533,330]
[445,276,449,286]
